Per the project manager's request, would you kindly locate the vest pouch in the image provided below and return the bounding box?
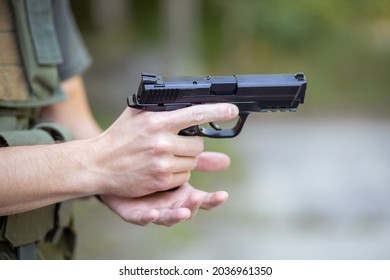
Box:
[0,128,56,247]
[4,207,57,248]
[0,0,66,109]
[0,128,54,147]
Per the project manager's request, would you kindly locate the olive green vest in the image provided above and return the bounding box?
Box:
[0,0,75,260]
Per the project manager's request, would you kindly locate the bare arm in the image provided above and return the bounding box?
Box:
[39,76,102,139]
[0,77,101,215]
[0,139,96,215]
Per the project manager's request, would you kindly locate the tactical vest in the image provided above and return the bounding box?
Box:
[0,0,75,259]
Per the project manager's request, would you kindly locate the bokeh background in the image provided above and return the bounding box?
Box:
[69,0,390,259]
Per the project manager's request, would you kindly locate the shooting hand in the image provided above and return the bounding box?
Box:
[86,103,238,198]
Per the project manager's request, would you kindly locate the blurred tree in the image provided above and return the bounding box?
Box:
[130,0,162,42]
[70,0,390,115]
[90,0,129,35]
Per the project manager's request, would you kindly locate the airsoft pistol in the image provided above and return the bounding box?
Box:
[127,72,307,138]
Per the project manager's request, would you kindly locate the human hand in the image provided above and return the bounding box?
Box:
[99,150,231,226]
[195,151,231,172]
[85,103,238,198]
[99,182,228,226]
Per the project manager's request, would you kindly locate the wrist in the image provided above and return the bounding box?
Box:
[58,138,104,197]
[75,136,112,196]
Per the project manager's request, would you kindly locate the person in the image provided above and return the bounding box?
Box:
[0,0,238,259]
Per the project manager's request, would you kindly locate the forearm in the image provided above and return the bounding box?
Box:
[0,76,101,215]
[0,139,100,215]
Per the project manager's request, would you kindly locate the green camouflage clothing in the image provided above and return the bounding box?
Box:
[0,0,91,259]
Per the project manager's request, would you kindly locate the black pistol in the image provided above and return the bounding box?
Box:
[127,73,307,138]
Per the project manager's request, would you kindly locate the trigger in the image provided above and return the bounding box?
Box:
[209,122,222,131]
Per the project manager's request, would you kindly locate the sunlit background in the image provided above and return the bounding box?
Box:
[69,0,390,259]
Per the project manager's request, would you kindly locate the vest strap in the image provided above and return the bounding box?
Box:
[0,128,54,146]
[0,0,67,109]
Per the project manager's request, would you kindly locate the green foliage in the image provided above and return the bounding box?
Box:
[71,0,390,115]
[197,0,390,114]
[130,0,163,42]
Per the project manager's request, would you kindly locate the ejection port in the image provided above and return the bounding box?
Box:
[210,76,237,95]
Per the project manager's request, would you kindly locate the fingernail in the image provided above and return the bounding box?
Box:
[229,105,239,117]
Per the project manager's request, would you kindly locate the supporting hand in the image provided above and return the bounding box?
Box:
[100,182,228,227]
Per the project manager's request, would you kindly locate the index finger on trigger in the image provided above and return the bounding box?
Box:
[163,103,239,133]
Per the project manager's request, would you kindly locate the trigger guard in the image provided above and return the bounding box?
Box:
[209,122,222,131]
[199,112,250,138]
[179,112,250,138]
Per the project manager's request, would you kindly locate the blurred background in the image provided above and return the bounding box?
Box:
[69,0,390,259]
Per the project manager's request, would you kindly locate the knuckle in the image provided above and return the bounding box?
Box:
[191,107,205,122]
[152,158,171,174]
[147,114,166,132]
[151,136,171,155]
[142,115,155,131]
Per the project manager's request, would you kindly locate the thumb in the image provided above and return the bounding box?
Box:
[195,152,231,172]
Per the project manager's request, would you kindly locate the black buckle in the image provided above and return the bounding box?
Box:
[16,243,37,260]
